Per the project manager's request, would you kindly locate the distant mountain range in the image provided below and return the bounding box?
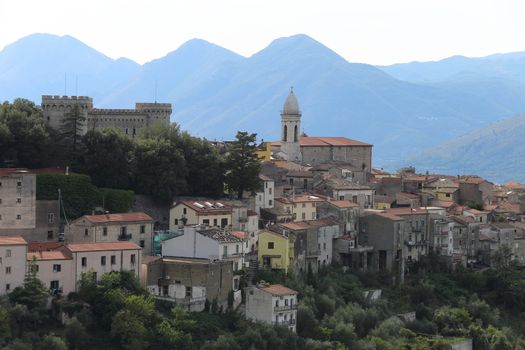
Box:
[2,33,525,182]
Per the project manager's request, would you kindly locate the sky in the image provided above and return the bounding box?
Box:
[0,0,524,65]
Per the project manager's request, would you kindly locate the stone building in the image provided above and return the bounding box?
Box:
[0,236,27,295]
[271,90,373,169]
[142,256,239,311]
[41,95,171,136]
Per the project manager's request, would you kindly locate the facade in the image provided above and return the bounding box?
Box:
[142,256,238,311]
[459,176,493,206]
[317,199,360,235]
[0,236,27,295]
[255,175,275,214]
[315,177,374,209]
[68,212,154,255]
[41,95,171,136]
[257,230,293,273]
[60,242,142,286]
[27,250,74,295]
[0,169,36,230]
[170,200,232,230]
[273,195,324,222]
[246,283,298,332]
[161,226,248,271]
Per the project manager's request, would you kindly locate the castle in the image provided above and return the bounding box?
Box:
[272,89,373,170]
[41,95,172,136]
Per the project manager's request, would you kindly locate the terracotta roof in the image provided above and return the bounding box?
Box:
[464,209,488,215]
[403,175,436,182]
[259,284,298,296]
[328,200,359,208]
[30,167,67,174]
[66,242,141,252]
[378,177,402,185]
[299,137,371,147]
[197,229,246,243]
[460,176,489,185]
[27,251,71,261]
[371,169,390,175]
[28,242,64,252]
[81,212,153,224]
[431,200,456,209]
[372,212,405,221]
[385,208,428,215]
[259,174,273,181]
[452,216,475,224]
[275,195,325,204]
[0,168,32,176]
[374,195,395,203]
[397,192,420,199]
[279,218,337,231]
[173,201,232,214]
[504,181,525,191]
[260,230,288,239]
[479,234,493,242]
[0,236,27,245]
[231,231,248,240]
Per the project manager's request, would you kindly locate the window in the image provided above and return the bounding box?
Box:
[6,249,11,257]
[268,242,274,249]
[213,218,218,226]
[16,215,21,220]
[47,230,54,239]
[140,240,145,248]
[221,218,228,227]
[130,254,136,265]
[301,212,305,220]
[285,298,288,306]
[269,187,272,195]
[50,280,59,290]
[102,227,108,236]
[203,219,210,225]
[17,181,22,187]
[269,200,273,206]
[185,286,192,297]
[101,256,106,266]
[111,255,116,265]
[275,299,279,307]
[53,264,61,272]
[16,198,21,203]
[120,226,127,236]
[183,208,187,215]
[265,182,268,188]
[5,284,9,291]
[5,266,11,274]
[312,212,315,219]
[323,242,326,250]
[84,228,88,236]
[236,245,239,254]
[223,245,228,257]
[174,218,178,225]
[0,199,2,204]
[81,257,87,267]
[140,225,145,234]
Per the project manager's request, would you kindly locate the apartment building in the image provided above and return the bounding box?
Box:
[170,201,232,230]
[0,236,27,295]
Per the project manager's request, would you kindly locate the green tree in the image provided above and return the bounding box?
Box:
[65,319,90,350]
[224,131,261,199]
[81,128,134,189]
[8,258,49,310]
[59,103,85,163]
[0,306,11,344]
[35,334,67,350]
[0,99,49,167]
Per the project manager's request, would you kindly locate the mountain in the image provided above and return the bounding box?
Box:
[2,33,525,166]
[405,114,525,184]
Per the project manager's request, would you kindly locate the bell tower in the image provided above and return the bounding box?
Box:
[280,88,302,162]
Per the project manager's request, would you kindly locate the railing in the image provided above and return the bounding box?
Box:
[276,318,296,325]
[274,304,298,312]
[118,233,132,241]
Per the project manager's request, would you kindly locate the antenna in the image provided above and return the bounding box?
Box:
[64,73,67,95]
[75,75,78,96]
[154,80,158,103]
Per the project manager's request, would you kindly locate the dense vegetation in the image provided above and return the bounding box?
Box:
[2,249,525,349]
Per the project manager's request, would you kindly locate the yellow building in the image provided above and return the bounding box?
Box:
[169,201,232,231]
[256,142,271,161]
[373,195,395,210]
[274,195,324,222]
[258,230,293,273]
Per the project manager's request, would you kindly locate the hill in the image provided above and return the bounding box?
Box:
[2,33,525,164]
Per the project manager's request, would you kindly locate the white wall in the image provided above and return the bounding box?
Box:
[0,244,27,294]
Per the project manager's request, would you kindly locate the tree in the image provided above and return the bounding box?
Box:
[59,103,86,163]
[0,306,11,344]
[65,319,90,350]
[224,131,262,199]
[8,258,49,310]
[35,334,67,350]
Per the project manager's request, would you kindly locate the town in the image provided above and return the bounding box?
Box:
[0,90,524,349]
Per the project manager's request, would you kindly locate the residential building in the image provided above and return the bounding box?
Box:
[59,242,142,286]
[273,195,324,222]
[317,199,359,235]
[463,209,489,224]
[0,236,27,295]
[395,192,421,208]
[246,283,298,332]
[374,195,395,210]
[0,169,36,230]
[170,200,232,230]
[333,235,373,270]
[142,256,238,311]
[27,249,74,295]
[255,175,275,214]
[314,176,374,209]
[68,212,154,255]
[284,171,314,193]
[432,218,454,258]
[161,226,248,271]
[450,216,480,266]
[257,230,293,273]
[459,176,493,206]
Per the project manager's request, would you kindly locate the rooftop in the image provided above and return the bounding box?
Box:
[0,236,27,246]
[259,283,298,296]
[27,251,71,261]
[174,200,232,214]
[66,242,141,252]
[0,168,33,177]
[327,200,359,208]
[275,195,325,204]
[279,218,337,231]
[197,229,246,243]
[81,212,153,224]
[300,136,372,147]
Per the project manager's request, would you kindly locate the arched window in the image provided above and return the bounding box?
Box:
[294,125,298,142]
[283,125,288,142]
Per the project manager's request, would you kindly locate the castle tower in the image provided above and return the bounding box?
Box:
[41,95,93,134]
[281,88,302,162]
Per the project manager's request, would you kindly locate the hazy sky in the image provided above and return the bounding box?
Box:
[1,0,524,65]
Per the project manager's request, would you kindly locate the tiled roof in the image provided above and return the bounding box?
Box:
[279,218,337,231]
[464,209,488,215]
[275,195,325,204]
[0,168,32,176]
[373,212,405,221]
[0,236,27,245]
[174,201,232,214]
[66,242,141,252]
[82,212,153,224]
[384,208,428,215]
[460,176,489,185]
[403,175,436,182]
[452,216,475,224]
[300,137,372,147]
[374,195,395,203]
[397,192,419,199]
[479,234,493,242]
[431,200,456,209]
[28,242,64,252]
[259,174,273,181]
[231,231,248,240]
[259,284,298,296]
[328,200,359,208]
[260,230,289,239]
[197,229,246,243]
[27,251,71,261]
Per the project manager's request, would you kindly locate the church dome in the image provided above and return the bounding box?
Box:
[283,89,300,115]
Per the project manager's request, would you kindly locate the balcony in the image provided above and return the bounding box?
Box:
[274,304,298,312]
[275,318,296,325]
[118,233,132,241]
[405,240,427,247]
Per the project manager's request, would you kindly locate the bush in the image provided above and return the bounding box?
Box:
[98,188,134,213]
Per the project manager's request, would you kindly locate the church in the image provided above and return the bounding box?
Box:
[271,89,373,172]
